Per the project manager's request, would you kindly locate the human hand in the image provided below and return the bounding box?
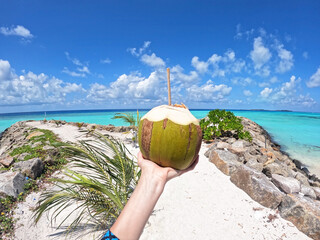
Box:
[137,151,199,187]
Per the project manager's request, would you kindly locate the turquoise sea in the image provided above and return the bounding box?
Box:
[1,109,319,174]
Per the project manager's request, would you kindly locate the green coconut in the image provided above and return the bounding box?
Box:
[138,105,202,170]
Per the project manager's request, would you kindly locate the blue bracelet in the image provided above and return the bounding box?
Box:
[101,230,119,240]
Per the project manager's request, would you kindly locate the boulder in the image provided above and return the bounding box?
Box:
[301,185,317,199]
[279,194,320,240]
[209,149,240,176]
[271,174,301,194]
[245,158,263,172]
[253,138,265,148]
[230,165,284,209]
[263,162,291,177]
[216,141,231,150]
[313,187,320,200]
[294,171,310,186]
[229,141,247,155]
[12,158,44,179]
[0,171,27,198]
[43,145,55,151]
[0,155,14,167]
[17,152,30,161]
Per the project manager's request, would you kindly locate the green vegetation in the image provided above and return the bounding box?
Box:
[112,110,141,130]
[33,132,140,236]
[1,129,68,239]
[200,109,252,142]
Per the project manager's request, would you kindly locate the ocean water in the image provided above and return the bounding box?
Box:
[0,109,319,173]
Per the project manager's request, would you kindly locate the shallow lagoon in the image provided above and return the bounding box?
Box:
[1,109,319,174]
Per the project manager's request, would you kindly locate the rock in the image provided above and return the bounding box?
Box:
[229,141,247,155]
[313,187,320,200]
[12,158,44,179]
[231,140,248,148]
[216,142,231,150]
[0,155,14,167]
[257,155,268,164]
[253,138,265,148]
[294,171,310,186]
[209,149,240,176]
[26,131,44,140]
[0,171,27,198]
[272,174,301,194]
[245,158,263,172]
[301,185,317,199]
[279,194,320,240]
[263,162,291,177]
[226,138,236,144]
[230,165,284,209]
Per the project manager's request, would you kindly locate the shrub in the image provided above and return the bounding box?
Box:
[200,109,252,142]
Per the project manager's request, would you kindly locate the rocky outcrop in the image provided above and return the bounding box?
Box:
[13,158,44,179]
[0,172,27,198]
[279,194,320,240]
[271,174,301,194]
[209,149,240,176]
[0,156,14,167]
[230,165,284,209]
[205,117,320,239]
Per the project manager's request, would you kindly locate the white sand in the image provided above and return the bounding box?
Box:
[11,121,310,240]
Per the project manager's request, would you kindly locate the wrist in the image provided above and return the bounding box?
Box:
[138,171,166,196]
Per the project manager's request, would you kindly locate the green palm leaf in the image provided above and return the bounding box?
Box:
[33,131,140,238]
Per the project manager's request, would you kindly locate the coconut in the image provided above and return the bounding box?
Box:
[138,105,202,170]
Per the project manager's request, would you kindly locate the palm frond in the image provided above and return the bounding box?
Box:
[33,132,140,238]
[112,112,136,126]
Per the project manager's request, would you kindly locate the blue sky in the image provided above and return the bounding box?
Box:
[0,0,320,113]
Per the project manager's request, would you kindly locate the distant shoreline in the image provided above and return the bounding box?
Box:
[3,108,320,116]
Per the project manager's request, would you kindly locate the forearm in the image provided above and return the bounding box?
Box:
[110,174,165,240]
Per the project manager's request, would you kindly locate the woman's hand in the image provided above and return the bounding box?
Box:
[137,151,199,187]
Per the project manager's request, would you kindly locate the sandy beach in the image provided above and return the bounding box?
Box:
[5,121,309,240]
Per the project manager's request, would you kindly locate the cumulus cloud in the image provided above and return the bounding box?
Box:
[140,53,165,67]
[128,41,151,57]
[259,75,316,107]
[0,25,33,38]
[306,66,320,88]
[0,59,84,106]
[260,87,273,98]
[276,44,294,73]
[191,50,245,77]
[186,80,232,102]
[191,56,209,74]
[250,37,271,76]
[171,65,199,83]
[231,77,253,86]
[243,90,253,97]
[87,70,166,103]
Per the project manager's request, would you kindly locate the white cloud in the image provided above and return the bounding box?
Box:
[270,76,279,83]
[87,70,166,103]
[171,65,199,83]
[0,59,84,106]
[260,87,273,98]
[65,52,84,66]
[62,67,86,77]
[101,58,111,64]
[259,75,316,107]
[186,80,232,102]
[0,25,33,38]
[276,44,294,73]
[302,51,308,59]
[128,41,151,57]
[140,53,165,67]
[191,56,209,74]
[306,67,320,88]
[258,82,270,88]
[77,66,90,74]
[231,77,253,86]
[64,52,90,77]
[250,37,271,76]
[243,90,253,96]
